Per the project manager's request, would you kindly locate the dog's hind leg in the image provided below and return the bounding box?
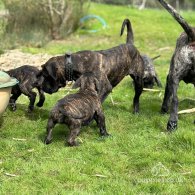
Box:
[44,118,56,144]
[9,89,22,111]
[67,121,81,146]
[167,77,179,131]
[94,109,110,136]
[155,74,162,87]
[36,87,45,107]
[21,85,37,112]
[161,74,172,114]
[132,76,143,113]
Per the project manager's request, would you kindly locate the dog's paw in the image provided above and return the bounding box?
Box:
[36,102,44,107]
[27,106,34,113]
[67,141,79,147]
[9,103,16,111]
[11,107,17,112]
[167,121,177,132]
[161,107,168,114]
[100,131,111,137]
[44,137,52,145]
[133,110,139,114]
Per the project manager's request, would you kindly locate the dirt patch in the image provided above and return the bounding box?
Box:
[0,49,53,71]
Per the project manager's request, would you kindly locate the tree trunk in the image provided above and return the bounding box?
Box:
[139,0,147,10]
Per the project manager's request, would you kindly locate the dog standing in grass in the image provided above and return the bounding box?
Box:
[37,18,144,114]
[44,72,111,146]
[158,0,195,131]
[6,65,45,112]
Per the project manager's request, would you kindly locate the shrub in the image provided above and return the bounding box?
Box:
[2,0,90,42]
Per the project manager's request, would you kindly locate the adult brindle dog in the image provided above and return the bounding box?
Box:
[158,0,195,131]
[37,19,144,113]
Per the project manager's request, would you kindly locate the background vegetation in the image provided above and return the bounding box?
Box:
[0,1,195,194]
[0,0,90,48]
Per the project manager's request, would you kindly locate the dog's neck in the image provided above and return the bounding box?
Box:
[64,54,74,81]
[79,88,98,96]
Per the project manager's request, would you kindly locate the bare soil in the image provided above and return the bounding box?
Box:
[0,49,53,71]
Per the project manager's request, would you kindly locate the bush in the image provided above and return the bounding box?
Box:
[2,0,90,44]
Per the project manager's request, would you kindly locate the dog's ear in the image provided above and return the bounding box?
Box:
[36,70,42,78]
[72,76,82,89]
[45,63,57,80]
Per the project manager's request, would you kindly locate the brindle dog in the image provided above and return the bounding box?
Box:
[158,0,195,131]
[141,54,162,88]
[44,72,110,146]
[37,19,144,113]
[7,65,45,112]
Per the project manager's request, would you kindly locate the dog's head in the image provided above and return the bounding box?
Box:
[72,72,100,93]
[37,54,72,94]
[142,55,161,88]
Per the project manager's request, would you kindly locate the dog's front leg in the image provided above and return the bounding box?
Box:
[94,110,110,136]
[36,87,45,107]
[132,76,143,113]
[22,85,37,112]
[161,74,172,114]
[167,78,179,131]
[9,91,22,111]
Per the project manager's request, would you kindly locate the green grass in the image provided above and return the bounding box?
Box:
[1,2,195,194]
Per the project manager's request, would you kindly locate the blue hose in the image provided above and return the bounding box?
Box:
[80,15,107,33]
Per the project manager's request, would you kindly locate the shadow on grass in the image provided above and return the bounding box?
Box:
[38,123,70,145]
[7,103,50,121]
[38,120,105,146]
[179,98,195,109]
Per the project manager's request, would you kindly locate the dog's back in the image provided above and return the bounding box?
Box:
[52,72,101,123]
[7,65,39,86]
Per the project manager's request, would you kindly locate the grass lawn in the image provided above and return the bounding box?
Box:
[1,2,195,194]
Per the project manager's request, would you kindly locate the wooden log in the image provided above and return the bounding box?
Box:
[178,108,195,114]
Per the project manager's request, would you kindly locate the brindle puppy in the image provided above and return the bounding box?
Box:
[141,54,162,88]
[158,0,195,131]
[44,72,110,146]
[7,65,45,112]
[37,18,144,113]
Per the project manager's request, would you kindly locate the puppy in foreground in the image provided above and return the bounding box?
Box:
[44,72,111,146]
[6,65,45,112]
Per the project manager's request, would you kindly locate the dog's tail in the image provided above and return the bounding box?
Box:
[59,107,85,119]
[152,55,161,61]
[158,0,195,42]
[120,18,134,44]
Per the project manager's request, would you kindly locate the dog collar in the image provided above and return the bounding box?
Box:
[65,53,73,81]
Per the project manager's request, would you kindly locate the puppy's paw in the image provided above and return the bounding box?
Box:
[44,137,52,145]
[100,131,110,137]
[133,110,139,115]
[167,121,177,132]
[36,102,44,107]
[67,141,79,147]
[161,107,168,114]
[27,106,34,113]
[9,103,16,111]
